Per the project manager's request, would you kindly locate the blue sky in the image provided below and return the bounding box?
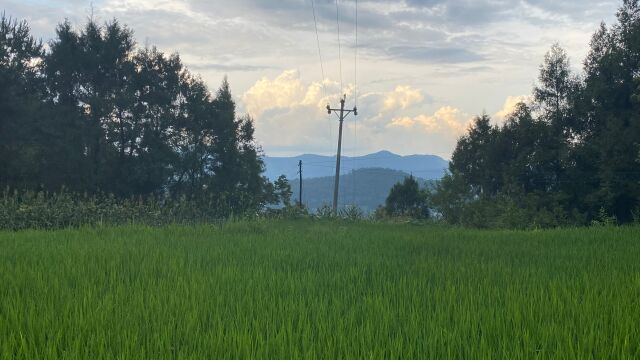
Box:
[3,0,620,158]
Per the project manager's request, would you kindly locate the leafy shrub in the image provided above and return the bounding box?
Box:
[591,207,618,227]
[633,207,640,225]
[339,205,365,221]
[0,188,256,231]
[373,206,389,221]
[261,205,309,220]
[315,204,334,220]
[439,191,585,230]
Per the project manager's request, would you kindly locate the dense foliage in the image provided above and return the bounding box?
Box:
[0,188,261,231]
[383,175,430,219]
[1,222,639,358]
[0,15,276,214]
[433,1,640,228]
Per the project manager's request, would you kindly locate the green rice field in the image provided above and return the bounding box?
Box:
[1,221,639,358]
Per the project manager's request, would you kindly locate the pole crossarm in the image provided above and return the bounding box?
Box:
[328,109,356,120]
[327,107,358,118]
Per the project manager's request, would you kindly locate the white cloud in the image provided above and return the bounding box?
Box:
[241,70,306,117]
[389,106,472,135]
[382,86,424,112]
[494,95,533,122]
[240,71,353,155]
[241,70,350,118]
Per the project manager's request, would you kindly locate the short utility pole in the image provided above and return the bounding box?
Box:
[327,95,358,216]
[297,160,303,208]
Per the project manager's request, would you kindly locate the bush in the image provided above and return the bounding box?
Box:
[591,207,618,227]
[339,205,365,221]
[0,188,254,231]
[261,204,309,220]
[439,191,585,230]
[315,204,334,220]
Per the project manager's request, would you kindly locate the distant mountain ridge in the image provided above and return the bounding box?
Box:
[263,150,448,181]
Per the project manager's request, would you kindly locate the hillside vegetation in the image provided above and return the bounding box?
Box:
[289,168,435,213]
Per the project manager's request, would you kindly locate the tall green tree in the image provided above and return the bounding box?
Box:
[236,115,271,207]
[0,14,45,189]
[0,14,273,216]
[449,114,501,198]
[499,103,557,194]
[434,1,640,227]
[534,44,578,131]
[577,0,640,221]
[43,19,138,193]
[41,21,88,191]
[385,176,430,218]
[273,175,293,207]
[127,47,183,195]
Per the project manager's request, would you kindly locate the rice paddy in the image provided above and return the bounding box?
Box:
[1,221,639,358]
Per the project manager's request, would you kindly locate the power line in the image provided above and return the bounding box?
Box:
[304,164,336,168]
[354,0,358,108]
[352,0,359,207]
[310,0,327,98]
[310,0,334,146]
[336,0,343,90]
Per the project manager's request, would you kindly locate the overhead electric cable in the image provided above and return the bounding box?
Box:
[310,0,327,98]
[336,0,344,93]
[352,0,359,206]
[310,0,333,144]
[354,0,358,107]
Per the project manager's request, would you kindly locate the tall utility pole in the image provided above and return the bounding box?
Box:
[327,95,358,216]
[298,160,303,208]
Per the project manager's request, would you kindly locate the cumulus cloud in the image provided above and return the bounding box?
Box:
[242,70,428,121]
[494,95,533,122]
[389,106,472,135]
[240,70,350,117]
[382,86,424,111]
[239,70,354,154]
[241,70,307,117]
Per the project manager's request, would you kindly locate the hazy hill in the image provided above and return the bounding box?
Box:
[264,151,448,181]
[289,168,436,213]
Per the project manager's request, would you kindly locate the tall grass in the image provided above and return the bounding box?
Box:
[1,222,639,358]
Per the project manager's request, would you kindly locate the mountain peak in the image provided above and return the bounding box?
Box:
[263,151,448,181]
[369,150,397,157]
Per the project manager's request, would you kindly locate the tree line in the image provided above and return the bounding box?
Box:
[425,1,640,227]
[2,1,639,228]
[0,13,292,214]
[380,1,639,227]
